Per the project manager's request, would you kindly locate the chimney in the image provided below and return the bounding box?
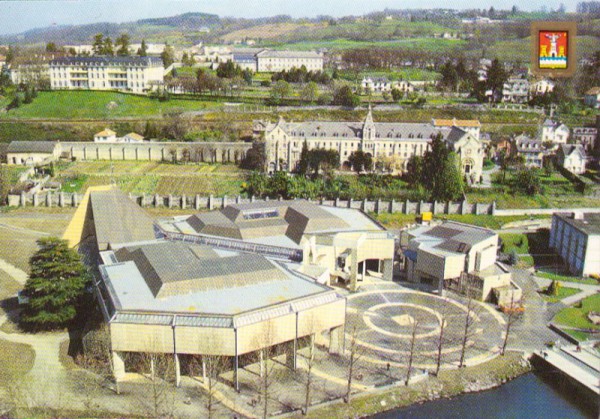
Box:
[572,211,584,220]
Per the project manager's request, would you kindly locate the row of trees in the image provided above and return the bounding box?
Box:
[271,66,332,85]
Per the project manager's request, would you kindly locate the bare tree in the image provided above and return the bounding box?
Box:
[459,290,477,368]
[190,354,227,419]
[252,322,277,419]
[405,318,419,385]
[434,303,450,376]
[131,350,177,419]
[302,315,319,415]
[501,293,523,355]
[345,324,363,403]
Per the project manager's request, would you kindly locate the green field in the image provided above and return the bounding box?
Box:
[373,213,550,230]
[553,294,600,342]
[268,37,466,52]
[1,90,221,119]
[539,286,581,303]
[53,161,248,196]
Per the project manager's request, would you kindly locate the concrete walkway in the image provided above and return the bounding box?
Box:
[0,259,28,285]
[533,276,600,306]
[495,207,600,216]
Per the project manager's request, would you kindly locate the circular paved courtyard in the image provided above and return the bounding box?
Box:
[346,287,505,369]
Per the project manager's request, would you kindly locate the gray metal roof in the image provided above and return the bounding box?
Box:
[114,241,287,297]
[554,212,600,236]
[7,141,57,154]
[90,190,157,250]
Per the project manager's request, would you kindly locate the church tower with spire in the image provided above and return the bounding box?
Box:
[362,105,376,142]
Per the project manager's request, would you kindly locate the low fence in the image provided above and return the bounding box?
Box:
[7,192,496,215]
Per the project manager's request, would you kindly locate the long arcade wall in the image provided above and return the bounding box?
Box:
[61,141,253,163]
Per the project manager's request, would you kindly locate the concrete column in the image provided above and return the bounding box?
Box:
[33,193,39,207]
[208,194,214,210]
[349,248,359,291]
[329,325,345,355]
[390,199,395,213]
[20,192,26,207]
[376,199,382,214]
[154,194,161,207]
[491,201,497,215]
[251,195,255,203]
[135,148,139,161]
[150,357,155,380]
[432,201,437,214]
[46,192,52,207]
[195,195,201,211]
[112,351,126,381]
[72,193,78,207]
[259,349,265,378]
[168,194,174,208]
[223,195,228,208]
[181,194,186,210]
[404,199,410,214]
[461,200,467,215]
[236,195,241,204]
[335,197,340,207]
[202,357,207,383]
[59,192,65,207]
[174,354,181,387]
[418,200,423,214]
[362,259,366,279]
[382,259,393,282]
[362,198,367,211]
[348,198,352,208]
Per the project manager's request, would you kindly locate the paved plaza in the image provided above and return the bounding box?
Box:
[346,282,506,370]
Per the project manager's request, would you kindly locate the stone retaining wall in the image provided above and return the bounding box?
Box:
[7,192,496,215]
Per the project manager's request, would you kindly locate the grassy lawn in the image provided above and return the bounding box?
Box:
[535,269,599,286]
[553,294,600,341]
[0,338,36,383]
[374,213,550,230]
[499,233,529,254]
[539,286,581,303]
[1,90,221,119]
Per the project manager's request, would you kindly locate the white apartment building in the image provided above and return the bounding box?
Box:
[557,144,587,175]
[258,108,484,182]
[541,119,570,144]
[530,79,555,95]
[49,56,164,93]
[514,134,544,168]
[549,212,600,276]
[502,76,530,103]
[256,50,323,72]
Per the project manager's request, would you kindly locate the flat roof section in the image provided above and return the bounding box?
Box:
[555,212,600,236]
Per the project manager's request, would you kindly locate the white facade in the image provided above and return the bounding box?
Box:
[256,50,323,72]
[94,129,145,143]
[259,109,484,182]
[502,77,530,103]
[49,56,164,93]
[572,127,598,152]
[530,79,555,95]
[549,212,600,276]
[541,119,570,144]
[557,144,587,175]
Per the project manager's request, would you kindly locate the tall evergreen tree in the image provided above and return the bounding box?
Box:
[103,37,114,56]
[137,39,148,57]
[161,45,175,68]
[21,237,89,330]
[92,33,105,55]
[115,33,131,56]
[431,152,464,201]
[298,140,310,175]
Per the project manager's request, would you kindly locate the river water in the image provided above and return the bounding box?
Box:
[373,372,598,419]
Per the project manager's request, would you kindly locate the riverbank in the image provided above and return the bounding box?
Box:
[303,351,531,419]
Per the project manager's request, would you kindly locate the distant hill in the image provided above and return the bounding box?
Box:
[136,12,220,28]
[0,12,223,46]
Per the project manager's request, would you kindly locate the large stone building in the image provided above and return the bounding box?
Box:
[571,126,598,152]
[49,56,164,93]
[158,199,395,292]
[401,221,521,305]
[63,187,346,390]
[549,212,600,276]
[258,108,485,182]
[256,50,323,72]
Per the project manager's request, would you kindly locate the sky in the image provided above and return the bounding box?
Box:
[0,0,579,36]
